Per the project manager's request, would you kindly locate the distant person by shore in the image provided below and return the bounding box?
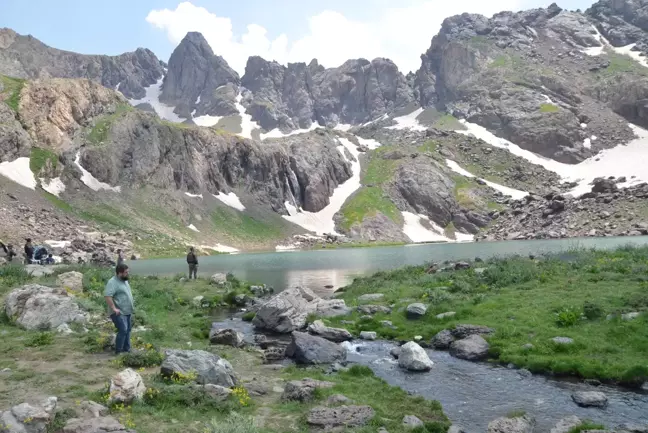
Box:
[187,247,198,280]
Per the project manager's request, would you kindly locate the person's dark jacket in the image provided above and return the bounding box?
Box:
[186,252,198,265]
[24,243,34,259]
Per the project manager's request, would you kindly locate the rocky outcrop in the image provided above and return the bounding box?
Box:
[487,415,536,433]
[282,378,334,402]
[307,320,353,342]
[160,349,238,387]
[449,335,490,361]
[253,287,349,333]
[0,28,163,99]
[398,342,434,372]
[0,101,31,161]
[5,284,88,330]
[109,369,146,403]
[209,328,244,347]
[0,397,57,433]
[285,331,346,365]
[160,32,239,119]
[586,0,648,49]
[57,271,84,293]
[241,56,414,132]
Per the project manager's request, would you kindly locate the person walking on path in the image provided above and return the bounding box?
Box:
[186,247,198,280]
[104,264,134,354]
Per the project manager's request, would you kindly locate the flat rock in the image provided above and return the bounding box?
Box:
[357,293,385,302]
[572,391,608,408]
[285,331,345,365]
[406,303,427,319]
[0,397,57,433]
[436,311,456,319]
[201,384,233,401]
[109,368,146,403]
[282,378,335,402]
[487,415,536,433]
[357,305,392,315]
[451,324,494,339]
[63,416,133,433]
[307,405,375,430]
[308,320,352,342]
[398,341,433,372]
[210,273,227,285]
[161,349,238,387]
[5,284,88,330]
[551,416,582,433]
[450,335,490,361]
[209,328,244,347]
[431,329,455,349]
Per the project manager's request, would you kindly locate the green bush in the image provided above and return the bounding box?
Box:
[567,422,605,433]
[25,332,54,347]
[241,312,255,322]
[556,306,581,327]
[119,349,164,368]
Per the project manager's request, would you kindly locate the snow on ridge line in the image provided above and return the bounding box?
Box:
[213,192,245,211]
[445,159,528,200]
[128,78,185,123]
[193,114,222,127]
[0,157,37,190]
[282,137,361,235]
[185,192,203,199]
[41,177,66,196]
[74,152,120,193]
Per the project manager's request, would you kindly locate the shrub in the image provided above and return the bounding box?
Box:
[25,332,54,347]
[241,312,255,322]
[119,349,164,368]
[47,408,76,433]
[506,410,527,418]
[555,306,581,327]
[583,302,604,320]
[346,365,374,377]
[207,412,259,433]
[567,422,605,433]
[82,331,114,353]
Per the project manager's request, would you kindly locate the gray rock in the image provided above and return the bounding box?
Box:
[357,305,392,315]
[282,378,334,402]
[307,405,375,430]
[551,337,574,345]
[403,415,424,429]
[450,335,490,361]
[201,384,233,401]
[390,347,401,359]
[0,397,57,433]
[398,342,434,372]
[63,416,132,433]
[308,320,352,342]
[75,401,109,419]
[487,415,536,433]
[551,416,582,433]
[209,328,244,347]
[360,331,377,340]
[5,284,88,330]
[161,349,238,387]
[518,369,532,378]
[56,271,84,293]
[571,391,608,408]
[109,368,146,403]
[436,312,456,319]
[451,324,494,339]
[327,394,353,405]
[285,331,346,365]
[357,293,385,302]
[449,426,467,433]
[210,273,227,285]
[432,330,455,349]
[406,303,427,319]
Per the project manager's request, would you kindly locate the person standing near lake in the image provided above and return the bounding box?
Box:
[186,247,198,280]
[116,249,125,266]
[104,264,134,354]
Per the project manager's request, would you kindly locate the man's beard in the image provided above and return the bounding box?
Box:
[120,275,129,281]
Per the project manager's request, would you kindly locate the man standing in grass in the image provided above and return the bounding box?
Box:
[186,246,198,280]
[104,264,134,354]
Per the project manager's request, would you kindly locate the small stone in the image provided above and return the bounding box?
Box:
[390,347,401,359]
[431,329,455,349]
[403,415,424,429]
[398,342,433,372]
[360,331,377,340]
[436,312,456,319]
[327,394,353,405]
[572,391,608,408]
[357,293,385,302]
[621,312,641,321]
[518,369,532,378]
[522,343,534,350]
[406,303,427,319]
[551,337,574,345]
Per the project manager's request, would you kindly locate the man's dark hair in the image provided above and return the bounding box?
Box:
[117,249,122,253]
[115,264,129,274]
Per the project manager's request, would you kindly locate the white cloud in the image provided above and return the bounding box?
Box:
[146,0,523,74]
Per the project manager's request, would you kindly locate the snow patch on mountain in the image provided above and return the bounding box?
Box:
[128,78,185,123]
[387,108,427,131]
[0,157,36,190]
[213,192,245,211]
[74,152,120,192]
[235,93,261,139]
[445,159,528,199]
[40,177,66,196]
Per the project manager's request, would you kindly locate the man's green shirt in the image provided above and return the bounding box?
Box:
[104,276,134,315]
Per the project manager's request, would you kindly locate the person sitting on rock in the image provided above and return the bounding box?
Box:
[45,254,55,265]
[186,247,198,280]
[24,238,34,264]
[104,264,134,355]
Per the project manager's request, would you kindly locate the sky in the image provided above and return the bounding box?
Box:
[2,0,596,74]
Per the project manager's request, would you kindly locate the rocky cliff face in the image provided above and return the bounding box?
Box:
[241,56,415,132]
[160,32,240,120]
[587,0,648,49]
[0,28,164,100]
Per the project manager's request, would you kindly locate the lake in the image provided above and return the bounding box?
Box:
[130,236,648,294]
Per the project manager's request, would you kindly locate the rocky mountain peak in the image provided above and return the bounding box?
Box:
[586,0,648,49]
[160,31,240,120]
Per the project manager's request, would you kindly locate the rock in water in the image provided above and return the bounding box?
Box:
[282,378,335,402]
[487,415,536,433]
[161,349,238,387]
[360,331,377,340]
[307,320,352,342]
[450,335,490,361]
[398,342,433,372]
[285,331,346,365]
[56,271,84,293]
[253,287,350,333]
[209,328,245,347]
[0,397,57,433]
[432,329,455,349]
[307,405,375,429]
[5,284,88,330]
[550,416,582,433]
[571,391,608,408]
[406,303,427,319]
[109,368,146,403]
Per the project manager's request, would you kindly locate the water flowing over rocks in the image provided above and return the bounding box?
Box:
[285,331,346,365]
[398,342,434,372]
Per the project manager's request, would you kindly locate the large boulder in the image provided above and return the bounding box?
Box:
[56,271,84,293]
[0,397,57,433]
[109,368,146,403]
[307,320,352,342]
[307,405,375,430]
[253,287,349,333]
[282,378,335,402]
[571,391,608,408]
[487,415,536,433]
[4,284,88,330]
[406,303,427,319]
[450,335,490,361]
[398,342,434,372]
[432,329,455,349]
[209,328,244,347]
[285,331,346,365]
[160,349,238,387]
[451,324,494,339]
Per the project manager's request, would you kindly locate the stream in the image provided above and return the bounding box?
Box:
[212,317,648,433]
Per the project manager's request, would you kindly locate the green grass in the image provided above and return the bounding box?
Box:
[87,103,133,144]
[568,422,606,433]
[596,52,648,77]
[41,190,74,212]
[211,207,284,243]
[453,175,482,209]
[432,114,464,130]
[279,365,449,433]
[339,187,401,230]
[323,246,648,384]
[30,147,58,176]
[0,75,26,112]
[539,103,560,113]
[418,140,438,153]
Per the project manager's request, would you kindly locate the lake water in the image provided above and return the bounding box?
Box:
[131,236,648,294]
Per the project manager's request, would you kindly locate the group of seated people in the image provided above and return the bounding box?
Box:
[0,238,55,265]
